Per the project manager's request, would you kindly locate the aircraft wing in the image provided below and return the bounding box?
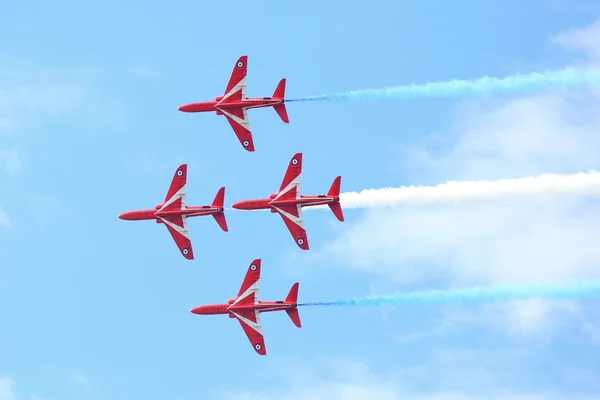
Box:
[274,153,302,201]
[229,259,265,354]
[232,259,261,306]
[218,107,255,152]
[272,204,309,250]
[230,309,266,355]
[157,164,193,259]
[161,164,187,211]
[219,55,247,104]
[158,214,194,260]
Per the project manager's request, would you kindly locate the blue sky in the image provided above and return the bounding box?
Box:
[2,1,600,399]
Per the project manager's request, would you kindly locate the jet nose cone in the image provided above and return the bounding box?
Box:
[190,306,201,314]
[178,104,192,112]
[118,211,134,220]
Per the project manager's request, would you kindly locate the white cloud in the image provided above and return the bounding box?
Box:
[0,66,112,225]
[0,207,9,227]
[0,147,22,176]
[317,19,600,336]
[0,378,15,400]
[69,370,88,387]
[219,360,596,400]
[0,69,91,136]
[552,19,600,63]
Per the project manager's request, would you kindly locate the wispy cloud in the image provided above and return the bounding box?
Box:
[0,65,114,225]
[217,359,598,400]
[0,378,15,400]
[0,147,22,177]
[0,207,9,227]
[69,370,88,387]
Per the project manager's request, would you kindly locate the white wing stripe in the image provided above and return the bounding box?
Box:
[220,76,247,102]
[274,174,301,201]
[233,279,260,306]
[273,204,305,229]
[231,310,262,334]
[218,107,250,131]
[160,184,186,210]
[158,214,190,239]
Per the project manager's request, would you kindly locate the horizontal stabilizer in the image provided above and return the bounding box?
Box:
[212,212,228,232]
[273,104,289,123]
[285,283,302,329]
[273,79,289,123]
[328,202,344,222]
[285,308,302,328]
[327,176,344,221]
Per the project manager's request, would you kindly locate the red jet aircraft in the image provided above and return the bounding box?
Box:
[118,164,228,260]
[177,55,289,152]
[231,153,344,250]
[190,258,301,356]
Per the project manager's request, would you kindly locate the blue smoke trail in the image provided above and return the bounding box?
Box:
[286,68,600,103]
[298,281,600,307]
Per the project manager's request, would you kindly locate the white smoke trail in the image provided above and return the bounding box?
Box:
[336,170,600,209]
[226,171,600,211]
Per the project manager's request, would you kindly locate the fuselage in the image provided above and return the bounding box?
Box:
[178,96,283,113]
[118,205,223,221]
[232,194,339,211]
[191,300,296,316]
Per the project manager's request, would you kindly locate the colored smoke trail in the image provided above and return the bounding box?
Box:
[298,281,600,307]
[286,68,600,102]
[334,171,600,209]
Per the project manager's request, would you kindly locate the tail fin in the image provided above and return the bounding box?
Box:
[273,78,286,99]
[211,187,225,208]
[272,79,289,123]
[211,187,229,232]
[285,282,301,328]
[285,282,299,303]
[327,176,344,222]
[327,176,341,197]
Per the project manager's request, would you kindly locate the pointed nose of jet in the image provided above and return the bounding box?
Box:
[178,103,193,112]
[190,306,204,314]
[118,212,132,220]
[231,200,252,210]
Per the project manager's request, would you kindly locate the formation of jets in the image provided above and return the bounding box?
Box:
[119,55,343,355]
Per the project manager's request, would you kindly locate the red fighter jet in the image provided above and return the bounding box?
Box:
[231,153,344,250]
[177,55,289,152]
[118,164,228,260]
[190,258,301,355]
